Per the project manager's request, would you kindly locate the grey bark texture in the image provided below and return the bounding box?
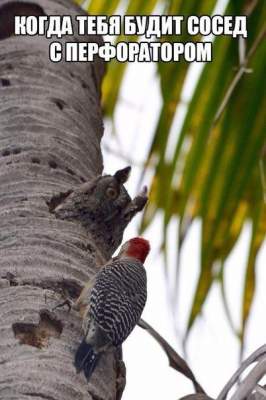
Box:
[0,1,146,399]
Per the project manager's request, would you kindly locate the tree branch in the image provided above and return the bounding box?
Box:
[230,357,266,400]
[213,24,266,124]
[138,318,205,394]
[217,345,266,400]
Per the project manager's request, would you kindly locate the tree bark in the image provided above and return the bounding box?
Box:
[0,1,141,399]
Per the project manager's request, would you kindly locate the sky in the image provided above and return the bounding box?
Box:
[101,53,266,399]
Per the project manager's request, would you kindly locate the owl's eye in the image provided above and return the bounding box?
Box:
[106,187,118,199]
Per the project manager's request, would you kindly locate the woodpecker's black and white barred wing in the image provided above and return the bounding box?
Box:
[89,257,147,346]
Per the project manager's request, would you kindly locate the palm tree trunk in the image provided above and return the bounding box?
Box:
[0,1,141,399]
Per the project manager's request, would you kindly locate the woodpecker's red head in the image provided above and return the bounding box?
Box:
[119,237,150,263]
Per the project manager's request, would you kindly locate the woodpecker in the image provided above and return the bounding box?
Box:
[74,237,150,380]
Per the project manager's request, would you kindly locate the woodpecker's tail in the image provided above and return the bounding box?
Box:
[74,339,101,380]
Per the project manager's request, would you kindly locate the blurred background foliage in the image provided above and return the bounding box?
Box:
[77,0,266,350]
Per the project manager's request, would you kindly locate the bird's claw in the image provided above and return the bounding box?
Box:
[123,186,148,220]
[52,298,74,313]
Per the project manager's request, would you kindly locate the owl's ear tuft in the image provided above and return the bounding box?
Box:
[114,166,131,184]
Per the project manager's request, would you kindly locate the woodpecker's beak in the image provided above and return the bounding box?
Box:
[114,166,131,184]
[117,243,127,257]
